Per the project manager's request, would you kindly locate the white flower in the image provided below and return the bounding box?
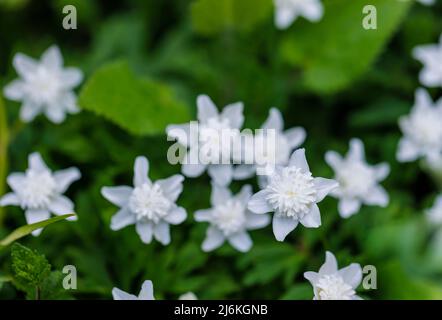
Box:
[412,34,442,88]
[417,0,436,6]
[426,195,442,226]
[101,156,187,245]
[233,107,306,185]
[274,0,324,30]
[397,89,442,163]
[195,184,270,252]
[304,251,362,300]
[325,138,390,218]
[247,149,338,241]
[112,280,154,300]
[3,45,83,124]
[179,292,198,300]
[0,152,80,236]
[166,95,244,186]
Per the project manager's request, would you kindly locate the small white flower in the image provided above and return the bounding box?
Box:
[167,95,244,186]
[417,0,436,6]
[426,195,442,226]
[325,138,390,218]
[274,0,324,30]
[247,149,338,241]
[179,292,198,300]
[195,184,270,252]
[0,152,80,236]
[101,156,187,245]
[397,89,442,163]
[412,34,442,88]
[3,45,83,124]
[304,251,362,300]
[112,280,154,300]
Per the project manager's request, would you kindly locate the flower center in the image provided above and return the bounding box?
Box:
[129,183,171,223]
[336,162,374,198]
[316,274,356,300]
[265,166,317,218]
[18,170,57,209]
[212,199,247,235]
[26,66,61,104]
[406,109,442,150]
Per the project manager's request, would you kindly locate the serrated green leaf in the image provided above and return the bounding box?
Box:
[79,61,190,136]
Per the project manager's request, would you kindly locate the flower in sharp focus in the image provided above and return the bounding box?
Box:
[397,88,442,164]
[3,45,83,124]
[112,280,154,300]
[101,156,187,245]
[412,34,442,88]
[304,251,362,300]
[195,184,270,252]
[0,152,80,236]
[247,149,338,241]
[273,0,324,30]
[426,195,442,226]
[179,292,198,300]
[325,138,390,218]
[166,94,244,186]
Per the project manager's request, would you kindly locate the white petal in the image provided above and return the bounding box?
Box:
[164,206,187,225]
[314,178,339,202]
[153,221,171,245]
[208,164,233,186]
[135,222,154,244]
[235,184,252,204]
[25,209,51,236]
[54,167,81,193]
[112,288,138,300]
[156,175,184,202]
[210,183,232,207]
[28,152,49,172]
[182,162,206,178]
[284,127,306,149]
[197,94,218,123]
[202,226,225,252]
[420,68,442,88]
[272,215,298,241]
[138,280,155,300]
[3,80,26,101]
[0,193,20,206]
[133,156,150,187]
[221,102,244,129]
[101,186,133,207]
[415,87,433,109]
[300,0,324,22]
[373,163,390,181]
[397,138,420,162]
[20,101,42,123]
[194,209,213,222]
[325,151,343,170]
[13,53,38,79]
[48,196,74,216]
[248,190,272,214]
[363,186,389,207]
[289,148,310,171]
[299,204,321,228]
[262,108,283,131]
[228,231,252,252]
[304,271,319,285]
[348,138,365,162]
[45,106,66,124]
[338,263,362,289]
[61,91,80,113]
[179,292,198,300]
[41,45,63,70]
[6,173,25,191]
[245,212,270,230]
[60,68,83,88]
[275,7,297,30]
[232,164,256,180]
[319,251,338,275]
[111,207,136,231]
[338,198,361,218]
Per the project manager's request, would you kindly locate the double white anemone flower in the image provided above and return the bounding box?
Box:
[248,149,338,241]
[304,251,362,300]
[413,34,442,88]
[195,184,270,252]
[397,89,442,164]
[3,45,83,124]
[273,0,324,30]
[166,95,244,186]
[112,280,155,300]
[0,152,80,236]
[325,139,390,218]
[101,156,187,245]
[426,195,442,226]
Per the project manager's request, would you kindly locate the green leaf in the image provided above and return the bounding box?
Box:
[280,0,412,93]
[0,214,75,248]
[191,0,272,35]
[78,61,190,136]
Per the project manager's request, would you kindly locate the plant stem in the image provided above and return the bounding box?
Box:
[35,286,40,300]
[0,96,9,226]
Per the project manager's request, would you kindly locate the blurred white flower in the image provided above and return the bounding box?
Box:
[112,280,154,300]
[233,107,306,185]
[101,156,187,245]
[417,0,436,6]
[325,138,390,218]
[166,94,244,186]
[195,184,270,252]
[3,45,83,124]
[304,251,362,300]
[397,89,442,163]
[426,195,442,226]
[179,292,198,300]
[274,0,324,30]
[412,34,442,88]
[247,149,338,241]
[0,152,80,236]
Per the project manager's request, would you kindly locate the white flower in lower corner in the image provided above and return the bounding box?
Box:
[426,195,442,226]
[274,0,324,30]
[325,138,390,218]
[101,156,187,245]
[112,280,154,300]
[195,184,270,252]
[397,89,442,163]
[179,292,198,300]
[247,149,338,241]
[412,34,442,88]
[3,45,83,124]
[0,152,80,236]
[304,251,362,300]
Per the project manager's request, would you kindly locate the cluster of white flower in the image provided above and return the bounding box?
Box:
[112,280,197,300]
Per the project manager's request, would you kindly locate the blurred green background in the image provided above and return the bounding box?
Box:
[1,0,442,299]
